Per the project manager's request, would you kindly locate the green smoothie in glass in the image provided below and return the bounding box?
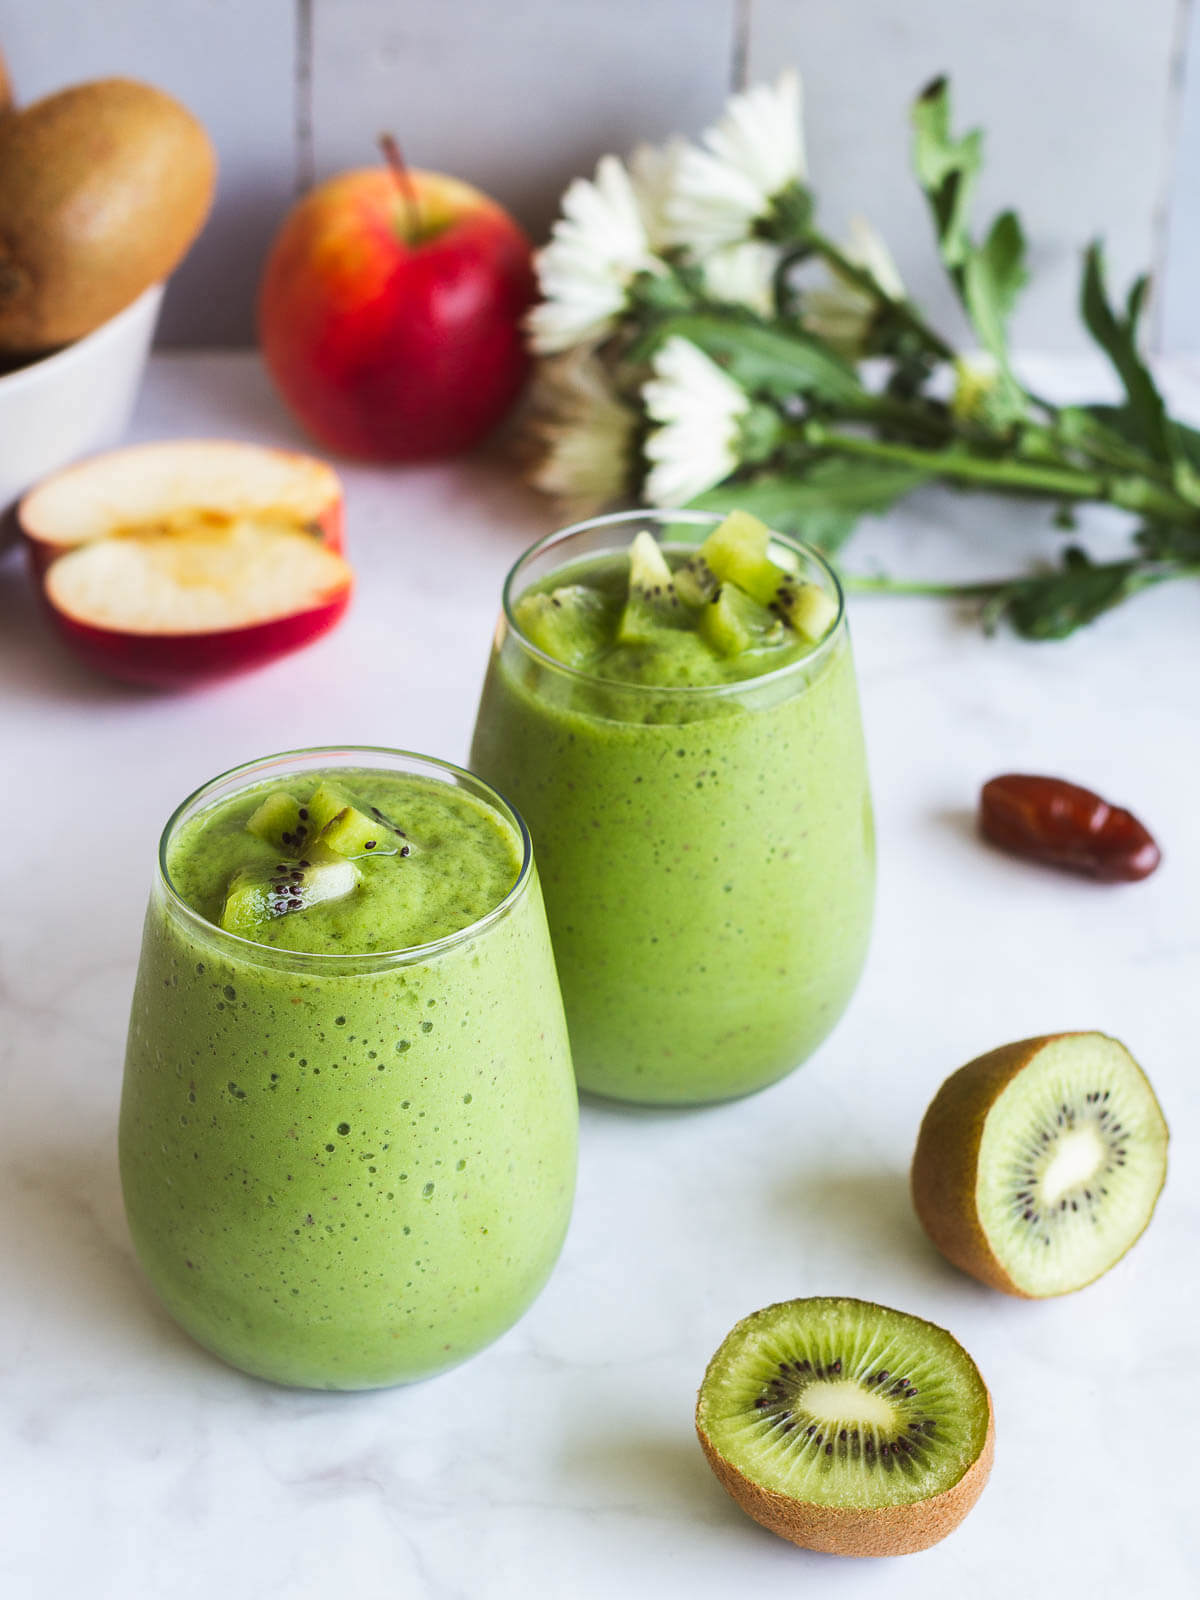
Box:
[470,510,874,1106]
[119,748,577,1390]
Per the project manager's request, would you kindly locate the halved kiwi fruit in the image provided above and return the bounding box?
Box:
[696,1296,993,1557]
[912,1032,1168,1298]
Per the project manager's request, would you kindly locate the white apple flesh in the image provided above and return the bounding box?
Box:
[19,439,351,687]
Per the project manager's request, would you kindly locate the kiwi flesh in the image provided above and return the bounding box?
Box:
[615,530,689,644]
[698,512,839,644]
[305,780,412,859]
[220,844,359,938]
[696,1297,993,1557]
[912,1032,1168,1298]
[513,583,614,668]
[699,583,785,657]
[0,77,215,354]
[774,576,839,643]
[245,790,312,854]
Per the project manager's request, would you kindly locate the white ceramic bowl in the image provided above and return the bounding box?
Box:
[0,282,163,516]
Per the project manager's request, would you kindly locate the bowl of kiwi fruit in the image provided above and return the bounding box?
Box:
[0,63,215,516]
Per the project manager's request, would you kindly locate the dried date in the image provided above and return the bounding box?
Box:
[979,774,1160,883]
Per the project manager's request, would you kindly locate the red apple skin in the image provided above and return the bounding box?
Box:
[258,168,535,461]
[43,587,352,690]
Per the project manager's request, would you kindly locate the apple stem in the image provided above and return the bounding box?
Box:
[379,133,422,238]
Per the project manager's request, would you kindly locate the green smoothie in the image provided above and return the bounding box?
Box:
[119,752,577,1389]
[469,511,874,1105]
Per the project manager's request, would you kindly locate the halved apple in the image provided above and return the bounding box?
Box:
[19,439,351,688]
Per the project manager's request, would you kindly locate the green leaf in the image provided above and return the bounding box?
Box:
[1075,403,1200,504]
[1079,245,1174,465]
[911,82,1027,421]
[911,77,983,271]
[647,314,865,407]
[982,546,1152,639]
[687,458,927,554]
[972,210,1027,322]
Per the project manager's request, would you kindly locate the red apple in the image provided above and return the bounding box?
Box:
[20,439,352,688]
[257,154,535,461]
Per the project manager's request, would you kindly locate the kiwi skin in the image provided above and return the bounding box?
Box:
[695,1300,995,1558]
[0,78,215,354]
[910,1031,1168,1298]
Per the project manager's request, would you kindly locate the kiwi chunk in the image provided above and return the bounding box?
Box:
[912,1031,1168,1297]
[513,583,614,668]
[774,577,839,643]
[699,583,786,657]
[616,530,689,644]
[696,1297,994,1558]
[245,790,314,855]
[220,843,360,937]
[304,780,412,860]
[673,552,720,608]
[698,510,788,607]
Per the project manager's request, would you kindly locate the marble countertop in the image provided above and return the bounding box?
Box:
[1,353,1196,1599]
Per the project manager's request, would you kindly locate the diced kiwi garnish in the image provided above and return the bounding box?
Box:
[699,511,839,643]
[911,1031,1169,1297]
[513,583,615,668]
[697,510,787,607]
[219,843,360,937]
[245,790,315,855]
[615,530,689,645]
[673,552,720,608]
[699,583,786,657]
[774,577,839,643]
[304,779,413,860]
[696,1296,994,1558]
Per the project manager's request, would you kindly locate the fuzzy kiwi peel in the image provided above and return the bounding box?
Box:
[0,77,215,354]
[912,1032,1168,1298]
[696,1296,994,1558]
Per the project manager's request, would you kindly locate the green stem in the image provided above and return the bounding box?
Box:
[805,423,1105,496]
[804,423,1199,521]
[842,574,1006,598]
[807,228,957,363]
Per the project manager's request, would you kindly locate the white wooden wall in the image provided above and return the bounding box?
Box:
[3,0,1196,351]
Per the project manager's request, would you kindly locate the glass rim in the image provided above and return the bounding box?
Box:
[156,745,534,971]
[500,507,847,696]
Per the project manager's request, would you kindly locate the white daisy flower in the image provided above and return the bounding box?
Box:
[842,214,905,300]
[642,337,750,506]
[701,239,781,316]
[666,70,806,253]
[526,350,638,516]
[527,155,666,355]
[800,216,905,357]
[628,139,687,251]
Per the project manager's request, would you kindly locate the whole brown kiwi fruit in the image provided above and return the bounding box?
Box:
[0,76,215,354]
[911,1031,1168,1297]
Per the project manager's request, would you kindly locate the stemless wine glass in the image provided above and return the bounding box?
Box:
[470,511,875,1107]
[119,747,577,1389]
